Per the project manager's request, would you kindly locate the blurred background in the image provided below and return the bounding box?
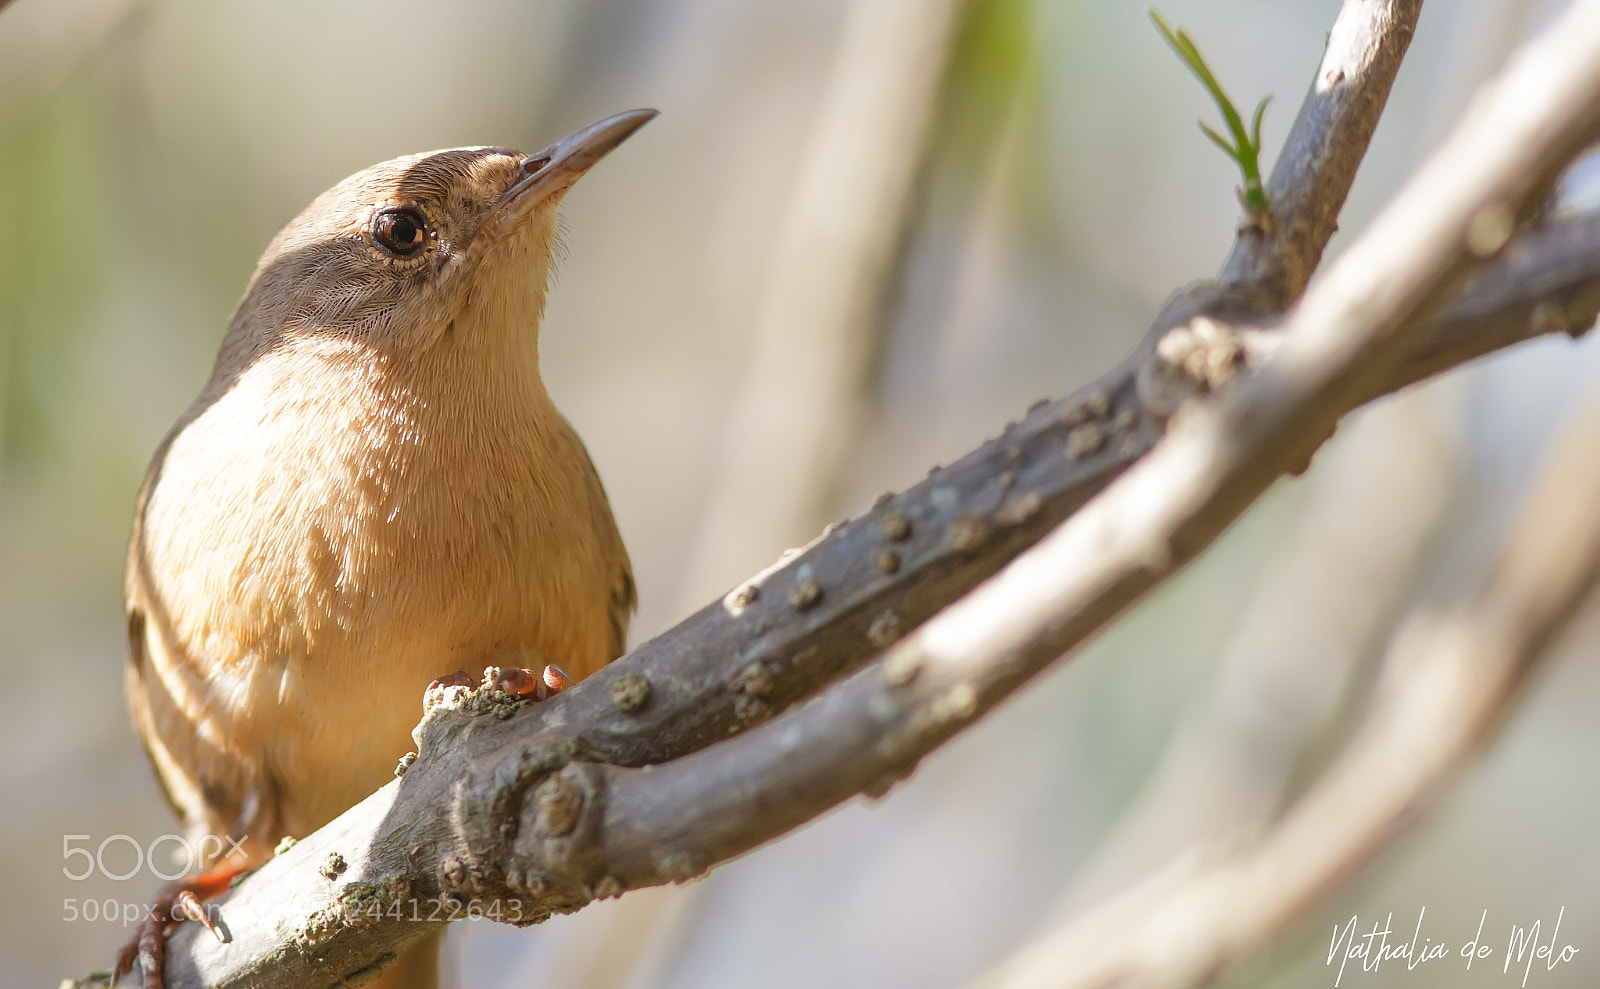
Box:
[2,0,1598,986]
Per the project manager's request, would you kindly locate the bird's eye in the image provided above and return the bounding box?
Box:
[371,207,428,258]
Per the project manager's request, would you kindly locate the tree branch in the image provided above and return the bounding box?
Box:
[1365,208,1600,400]
[971,343,1600,989]
[555,0,1600,898]
[106,2,1600,987]
[394,0,1444,782]
[1218,0,1422,305]
[582,0,1598,913]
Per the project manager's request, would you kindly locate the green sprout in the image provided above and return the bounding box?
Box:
[1150,9,1271,216]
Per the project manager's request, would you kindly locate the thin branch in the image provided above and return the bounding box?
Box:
[1364,209,1600,400]
[1240,207,1600,409]
[1219,0,1423,305]
[971,350,1600,989]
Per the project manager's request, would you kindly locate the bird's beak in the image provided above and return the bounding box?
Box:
[491,108,659,229]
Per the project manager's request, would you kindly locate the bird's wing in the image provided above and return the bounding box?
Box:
[124,436,194,827]
[123,431,281,860]
[566,424,636,661]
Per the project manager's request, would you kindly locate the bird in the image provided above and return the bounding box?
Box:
[114,108,653,989]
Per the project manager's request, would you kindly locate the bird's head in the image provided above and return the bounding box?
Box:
[223,109,657,361]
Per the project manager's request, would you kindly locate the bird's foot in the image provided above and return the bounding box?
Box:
[487,664,576,700]
[423,665,574,712]
[112,861,245,989]
[423,670,477,711]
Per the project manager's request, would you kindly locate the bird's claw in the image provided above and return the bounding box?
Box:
[175,890,226,942]
[423,665,575,713]
[489,664,574,700]
[111,862,244,988]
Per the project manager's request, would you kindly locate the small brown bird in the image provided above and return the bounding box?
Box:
[116,110,652,988]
